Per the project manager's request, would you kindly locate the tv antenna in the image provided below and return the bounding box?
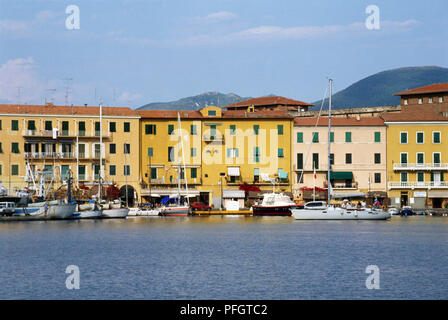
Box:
[45,88,56,104]
[63,78,73,106]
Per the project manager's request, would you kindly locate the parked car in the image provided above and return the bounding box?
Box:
[190,202,212,211]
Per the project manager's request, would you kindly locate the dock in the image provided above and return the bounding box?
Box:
[192,210,252,216]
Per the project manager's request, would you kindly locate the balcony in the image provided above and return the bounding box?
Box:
[24,152,75,159]
[23,130,111,139]
[388,181,448,189]
[393,163,448,171]
[203,134,224,142]
[331,182,358,190]
[294,164,329,172]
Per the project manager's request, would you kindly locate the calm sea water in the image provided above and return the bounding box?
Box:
[0,216,447,300]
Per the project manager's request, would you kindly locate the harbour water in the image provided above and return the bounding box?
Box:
[0,216,447,300]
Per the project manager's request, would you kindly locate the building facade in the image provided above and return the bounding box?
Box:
[0,104,140,203]
[292,116,387,202]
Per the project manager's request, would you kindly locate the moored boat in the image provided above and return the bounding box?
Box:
[252,192,300,216]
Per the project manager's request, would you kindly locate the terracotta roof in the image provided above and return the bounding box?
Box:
[380,111,448,122]
[0,104,137,116]
[137,110,203,119]
[294,116,384,126]
[394,83,448,96]
[222,109,292,119]
[223,96,313,108]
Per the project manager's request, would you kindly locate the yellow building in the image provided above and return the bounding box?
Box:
[292,116,387,202]
[383,83,448,209]
[138,106,293,208]
[0,103,140,204]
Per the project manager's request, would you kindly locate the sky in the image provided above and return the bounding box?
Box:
[0,0,447,109]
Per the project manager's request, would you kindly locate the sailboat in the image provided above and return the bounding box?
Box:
[291,79,390,220]
[159,113,190,216]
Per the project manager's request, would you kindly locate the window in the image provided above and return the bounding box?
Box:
[78,121,86,136]
[61,165,70,180]
[124,122,130,132]
[0,119,2,130]
[227,148,239,158]
[109,122,116,132]
[374,153,381,164]
[439,97,444,103]
[0,143,2,153]
[150,168,157,180]
[11,164,19,176]
[433,132,441,144]
[374,132,381,143]
[145,124,156,135]
[168,147,174,162]
[190,125,197,135]
[417,153,424,164]
[109,144,116,154]
[11,120,19,131]
[297,132,303,143]
[312,153,319,169]
[94,144,101,158]
[312,132,319,143]
[254,168,260,182]
[253,125,259,135]
[433,153,441,164]
[191,168,197,179]
[418,98,422,104]
[374,173,381,183]
[45,121,52,131]
[28,120,36,131]
[400,153,408,164]
[124,165,130,176]
[417,172,424,182]
[124,144,130,154]
[400,132,408,144]
[330,132,334,143]
[208,110,216,116]
[190,148,196,157]
[147,147,153,157]
[11,142,19,153]
[345,153,352,164]
[0,164,2,175]
[95,122,101,136]
[109,165,116,176]
[297,153,303,170]
[416,132,424,144]
[278,125,283,135]
[429,97,433,104]
[229,125,236,135]
[330,153,334,165]
[78,165,86,180]
[297,173,304,184]
[254,147,260,163]
[278,148,284,158]
[93,165,100,180]
[61,121,69,135]
[401,172,408,182]
[168,124,174,135]
[345,132,352,143]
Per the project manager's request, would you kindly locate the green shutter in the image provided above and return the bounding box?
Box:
[345,132,352,142]
[191,168,197,179]
[254,125,259,135]
[124,122,130,132]
[374,131,381,143]
[45,121,52,131]
[145,124,150,134]
[11,120,18,131]
[278,125,283,135]
[330,132,334,143]
[417,132,423,143]
[230,125,236,135]
[278,148,284,157]
[151,168,157,179]
[190,125,197,135]
[433,132,441,143]
[110,165,116,176]
[168,124,174,135]
[297,132,303,143]
[401,132,407,143]
[147,147,153,157]
[312,132,319,143]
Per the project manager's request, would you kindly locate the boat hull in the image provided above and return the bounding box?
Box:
[291,207,391,220]
[101,208,129,219]
[159,206,190,216]
[252,205,298,216]
[74,210,102,219]
[13,204,75,219]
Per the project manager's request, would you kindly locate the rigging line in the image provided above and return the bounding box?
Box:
[297,84,328,188]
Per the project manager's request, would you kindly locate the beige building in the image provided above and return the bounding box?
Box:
[0,103,140,204]
[292,116,387,202]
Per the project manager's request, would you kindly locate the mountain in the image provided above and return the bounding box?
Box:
[137,92,252,110]
[313,66,448,109]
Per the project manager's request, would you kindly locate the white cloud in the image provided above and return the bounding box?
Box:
[118,91,143,103]
[194,11,238,23]
[0,19,28,33]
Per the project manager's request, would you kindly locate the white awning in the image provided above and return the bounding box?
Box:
[227,167,240,176]
[428,191,448,198]
[223,190,245,198]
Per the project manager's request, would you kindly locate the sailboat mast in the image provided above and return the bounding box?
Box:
[176,113,181,205]
[327,79,332,205]
[99,102,103,200]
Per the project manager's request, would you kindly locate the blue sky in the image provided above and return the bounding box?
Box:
[0,0,447,108]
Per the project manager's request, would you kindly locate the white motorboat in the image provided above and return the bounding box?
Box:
[72,202,102,219]
[101,207,129,218]
[252,192,300,216]
[159,205,189,216]
[291,79,390,221]
[14,200,75,219]
[128,207,160,216]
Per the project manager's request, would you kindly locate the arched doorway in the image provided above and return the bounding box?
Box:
[120,185,135,207]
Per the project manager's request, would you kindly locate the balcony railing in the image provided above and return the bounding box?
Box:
[22,130,111,139]
[393,163,448,170]
[294,164,329,171]
[24,152,75,159]
[331,182,358,189]
[388,181,448,189]
[203,134,224,142]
